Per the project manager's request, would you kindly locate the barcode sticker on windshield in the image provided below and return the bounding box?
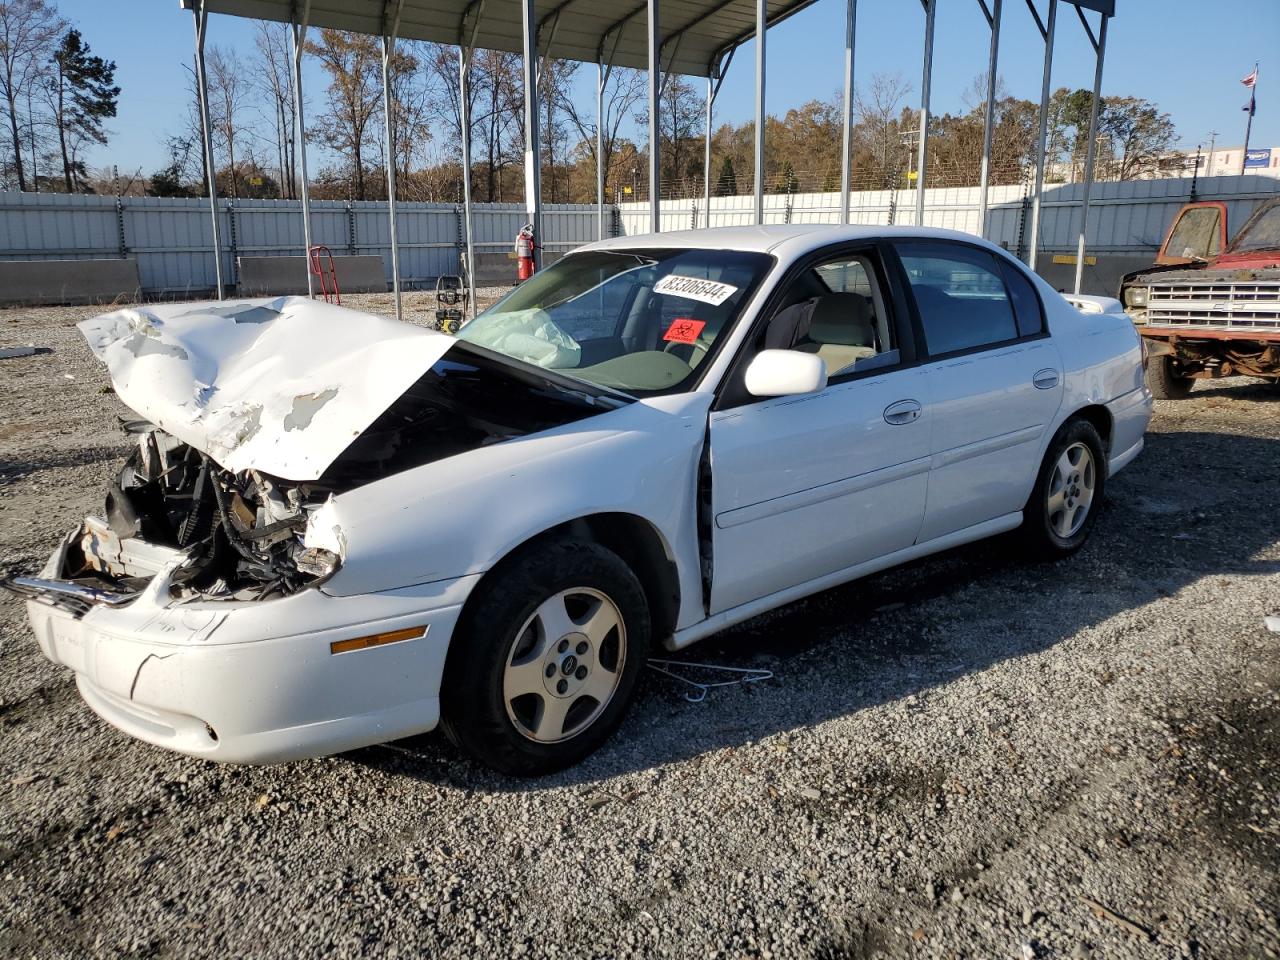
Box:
[653,274,739,306]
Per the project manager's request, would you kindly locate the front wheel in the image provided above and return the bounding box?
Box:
[1018,418,1107,559]
[440,539,650,776]
[1146,355,1194,400]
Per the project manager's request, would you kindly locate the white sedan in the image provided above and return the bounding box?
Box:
[5,225,1151,775]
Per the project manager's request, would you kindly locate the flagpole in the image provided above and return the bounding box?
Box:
[1241,61,1258,175]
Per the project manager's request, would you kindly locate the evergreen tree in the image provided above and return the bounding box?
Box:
[49,28,118,192]
[716,155,736,196]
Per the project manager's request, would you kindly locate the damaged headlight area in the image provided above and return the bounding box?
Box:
[64,423,343,602]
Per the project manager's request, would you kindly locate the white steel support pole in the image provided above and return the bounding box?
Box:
[647,0,660,233]
[1028,0,1057,270]
[460,48,478,318]
[1074,12,1107,295]
[977,0,1002,238]
[597,61,606,239]
[381,32,402,320]
[191,1,225,299]
[704,76,713,227]
[290,2,315,296]
[752,0,766,224]
[521,0,542,267]
[839,0,856,224]
[915,0,936,228]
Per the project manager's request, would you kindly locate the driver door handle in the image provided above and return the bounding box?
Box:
[883,399,922,425]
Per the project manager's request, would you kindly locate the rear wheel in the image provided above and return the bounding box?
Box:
[440,539,650,776]
[1146,355,1194,400]
[1018,418,1107,559]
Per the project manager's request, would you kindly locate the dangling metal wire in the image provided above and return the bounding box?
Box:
[647,658,774,703]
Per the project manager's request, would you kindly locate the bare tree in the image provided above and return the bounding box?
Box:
[381,39,432,199]
[0,0,62,191]
[556,65,644,203]
[435,46,524,202]
[206,45,250,197]
[537,57,577,202]
[855,72,912,186]
[308,29,388,200]
[253,22,296,199]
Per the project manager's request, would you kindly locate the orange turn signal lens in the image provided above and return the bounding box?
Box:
[329,625,427,655]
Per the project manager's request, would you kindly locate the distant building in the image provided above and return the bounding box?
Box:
[1155,144,1280,179]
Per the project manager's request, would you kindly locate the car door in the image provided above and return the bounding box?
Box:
[890,240,1064,544]
[707,245,931,614]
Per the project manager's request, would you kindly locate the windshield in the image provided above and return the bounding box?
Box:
[1230,203,1280,252]
[456,248,773,394]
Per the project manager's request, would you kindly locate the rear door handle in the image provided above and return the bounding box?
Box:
[1033,368,1060,390]
[883,399,922,425]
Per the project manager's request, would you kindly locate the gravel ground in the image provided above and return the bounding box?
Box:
[2,297,1278,960]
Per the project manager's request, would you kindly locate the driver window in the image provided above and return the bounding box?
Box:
[763,254,896,378]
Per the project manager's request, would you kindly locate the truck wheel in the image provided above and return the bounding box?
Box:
[440,539,650,776]
[1146,356,1193,400]
[1018,418,1107,560]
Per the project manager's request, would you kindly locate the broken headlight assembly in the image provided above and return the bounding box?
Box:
[65,425,344,603]
[294,547,342,579]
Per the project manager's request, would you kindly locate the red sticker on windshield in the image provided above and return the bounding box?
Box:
[663,318,706,344]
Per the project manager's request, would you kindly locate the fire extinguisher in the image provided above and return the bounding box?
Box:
[515,223,536,282]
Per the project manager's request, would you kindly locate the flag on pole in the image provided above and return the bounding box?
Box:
[1240,64,1258,174]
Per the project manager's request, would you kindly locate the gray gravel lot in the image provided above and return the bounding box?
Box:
[2,296,1278,959]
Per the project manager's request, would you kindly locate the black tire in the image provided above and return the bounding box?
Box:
[440,538,650,776]
[1018,418,1107,559]
[1146,355,1193,400]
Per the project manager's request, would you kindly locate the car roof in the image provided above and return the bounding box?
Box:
[579,223,1011,263]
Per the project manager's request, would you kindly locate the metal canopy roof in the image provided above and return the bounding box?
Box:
[189,0,827,77]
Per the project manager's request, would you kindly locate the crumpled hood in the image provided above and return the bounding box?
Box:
[78,296,455,482]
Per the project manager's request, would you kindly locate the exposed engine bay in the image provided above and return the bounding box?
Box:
[49,298,626,606]
[66,422,343,602]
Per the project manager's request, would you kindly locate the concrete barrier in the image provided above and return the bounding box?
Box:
[0,258,141,306]
[1034,253,1153,298]
[236,255,387,296]
[462,250,565,288]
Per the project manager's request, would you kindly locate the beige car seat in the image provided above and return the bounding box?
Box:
[795,292,878,373]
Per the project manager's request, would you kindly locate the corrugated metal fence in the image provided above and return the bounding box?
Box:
[619,175,1280,260]
[2,175,1276,297]
[0,193,599,295]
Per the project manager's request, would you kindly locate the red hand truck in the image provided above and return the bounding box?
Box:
[307,245,341,304]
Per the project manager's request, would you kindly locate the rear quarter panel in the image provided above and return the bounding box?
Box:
[1036,276,1148,464]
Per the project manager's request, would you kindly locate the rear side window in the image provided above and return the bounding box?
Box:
[998,259,1044,337]
[895,241,1019,355]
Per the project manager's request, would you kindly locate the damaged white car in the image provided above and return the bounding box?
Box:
[4,226,1152,775]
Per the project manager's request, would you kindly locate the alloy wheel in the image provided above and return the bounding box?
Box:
[502,587,627,743]
[1047,441,1096,539]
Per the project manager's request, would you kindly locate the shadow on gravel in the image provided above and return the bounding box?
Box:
[348,428,1280,792]
[1184,379,1280,403]
[0,444,127,486]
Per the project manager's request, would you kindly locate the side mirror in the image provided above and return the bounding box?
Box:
[744,349,828,398]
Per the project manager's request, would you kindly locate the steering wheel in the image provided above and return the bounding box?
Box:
[662,335,713,369]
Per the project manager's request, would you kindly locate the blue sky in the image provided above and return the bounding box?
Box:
[57,0,1280,176]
